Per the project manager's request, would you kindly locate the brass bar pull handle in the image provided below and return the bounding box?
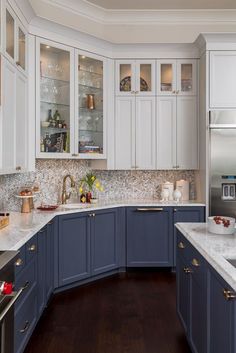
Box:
[23,281,29,290]
[183,267,193,274]
[178,242,185,249]
[223,289,236,301]
[136,208,163,212]
[20,321,30,333]
[191,258,200,267]
[28,244,36,252]
[48,221,53,225]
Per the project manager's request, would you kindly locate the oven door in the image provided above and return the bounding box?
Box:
[0,288,25,353]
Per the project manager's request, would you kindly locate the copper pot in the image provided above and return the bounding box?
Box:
[86,94,95,110]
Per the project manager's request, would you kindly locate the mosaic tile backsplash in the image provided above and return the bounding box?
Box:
[0,160,196,212]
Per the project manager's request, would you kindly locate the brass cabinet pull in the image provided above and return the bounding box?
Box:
[178,242,185,249]
[223,289,236,301]
[172,90,176,94]
[176,90,179,94]
[20,321,30,333]
[136,208,163,212]
[15,166,21,171]
[15,258,23,267]
[174,208,178,212]
[48,221,53,225]
[88,213,96,217]
[191,258,200,267]
[28,244,36,252]
[183,267,193,274]
[16,61,20,66]
[71,154,78,157]
[135,91,139,94]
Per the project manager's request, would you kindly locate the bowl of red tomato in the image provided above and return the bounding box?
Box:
[208,216,236,235]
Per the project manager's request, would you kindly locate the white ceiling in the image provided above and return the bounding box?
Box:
[87,0,236,10]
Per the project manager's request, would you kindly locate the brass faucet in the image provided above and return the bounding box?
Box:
[61,174,76,204]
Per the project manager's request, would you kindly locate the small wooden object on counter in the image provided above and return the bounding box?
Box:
[0,213,9,230]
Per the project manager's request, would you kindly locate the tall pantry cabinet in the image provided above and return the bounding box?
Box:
[115,60,156,170]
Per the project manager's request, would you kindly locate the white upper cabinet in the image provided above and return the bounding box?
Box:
[115,96,135,169]
[0,56,28,174]
[210,51,236,108]
[135,97,156,169]
[176,96,198,169]
[157,59,197,96]
[116,60,156,96]
[75,50,106,159]
[156,96,176,169]
[156,96,198,170]
[36,38,75,158]
[4,3,27,73]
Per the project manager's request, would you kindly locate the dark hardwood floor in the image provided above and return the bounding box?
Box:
[24,270,191,353]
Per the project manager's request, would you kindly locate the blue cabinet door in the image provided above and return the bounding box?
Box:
[91,209,119,276]
[208,268,236,353]
[37,227,46,316]
[126,207,173,267]
[173,206,205,265]
[176,241,190,333]
[58,212,90,286]
[45,221,54,301]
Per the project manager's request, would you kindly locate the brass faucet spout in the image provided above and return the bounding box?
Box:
[62,175,75,204]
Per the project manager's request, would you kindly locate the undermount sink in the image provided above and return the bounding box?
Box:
[60,203,91,209]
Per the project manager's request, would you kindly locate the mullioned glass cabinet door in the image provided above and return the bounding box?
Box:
[76,52,105,158]
[37,39,74,157]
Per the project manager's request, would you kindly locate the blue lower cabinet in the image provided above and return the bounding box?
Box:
[37,227,47,316]
[91,209,119,276]
[173,207,205,266]
[208,268,236,353]
[126,207,173,267]
[58,212,90,286]
[14,287,37,353]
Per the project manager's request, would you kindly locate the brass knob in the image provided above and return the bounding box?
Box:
[93,213,96,217]
[48,221,53,225]
[15,258,23,267]
[172,90,176,94]
[178,242,185,249]
[183,267,193,274]
[174,208,178,212]
[16,166,21,171]
[16,61,20,66]
[28,244,36,252]
[191,258,200,267]
[223,289,236,300]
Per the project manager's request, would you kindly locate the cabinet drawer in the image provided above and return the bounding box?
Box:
[14,287,37,353]
[25,235,37,264]
[14,260,37,312]
[14,247,26,276]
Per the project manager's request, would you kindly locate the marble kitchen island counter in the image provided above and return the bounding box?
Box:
[176,222,236,292]
[0,199,205,251]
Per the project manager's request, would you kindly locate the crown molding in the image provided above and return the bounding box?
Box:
[30,0,236,25]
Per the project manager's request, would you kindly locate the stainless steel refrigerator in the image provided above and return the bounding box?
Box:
[210,111,236,217]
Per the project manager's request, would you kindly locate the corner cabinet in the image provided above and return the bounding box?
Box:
[36,38,107,159]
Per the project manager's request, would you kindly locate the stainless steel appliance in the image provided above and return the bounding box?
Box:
[0,250,23,353]
[209,111,236,217]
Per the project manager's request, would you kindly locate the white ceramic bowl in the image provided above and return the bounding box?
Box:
[208,216,236,235]
[41,121,50,128]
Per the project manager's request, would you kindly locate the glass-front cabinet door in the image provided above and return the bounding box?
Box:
[157,60,176,95]
[5,6,15,61]
[177,60,197,95]
[135,60,155,95]
[17,25,26,71]
[36,39,74,158]
[76,51,105,158]
[116,60,135,95]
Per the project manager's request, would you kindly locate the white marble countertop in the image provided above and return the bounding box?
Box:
[0,199,205,252]
[176,223,236,292]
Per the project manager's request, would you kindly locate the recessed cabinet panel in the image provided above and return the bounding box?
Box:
[210,51,236,108]
[77,53,104,156]
[115,97,135,169]
[38,42,72,156]
[135,97,156,169]
[156,96,176,169]
[6,8,15,60]
[176,97,198,169]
